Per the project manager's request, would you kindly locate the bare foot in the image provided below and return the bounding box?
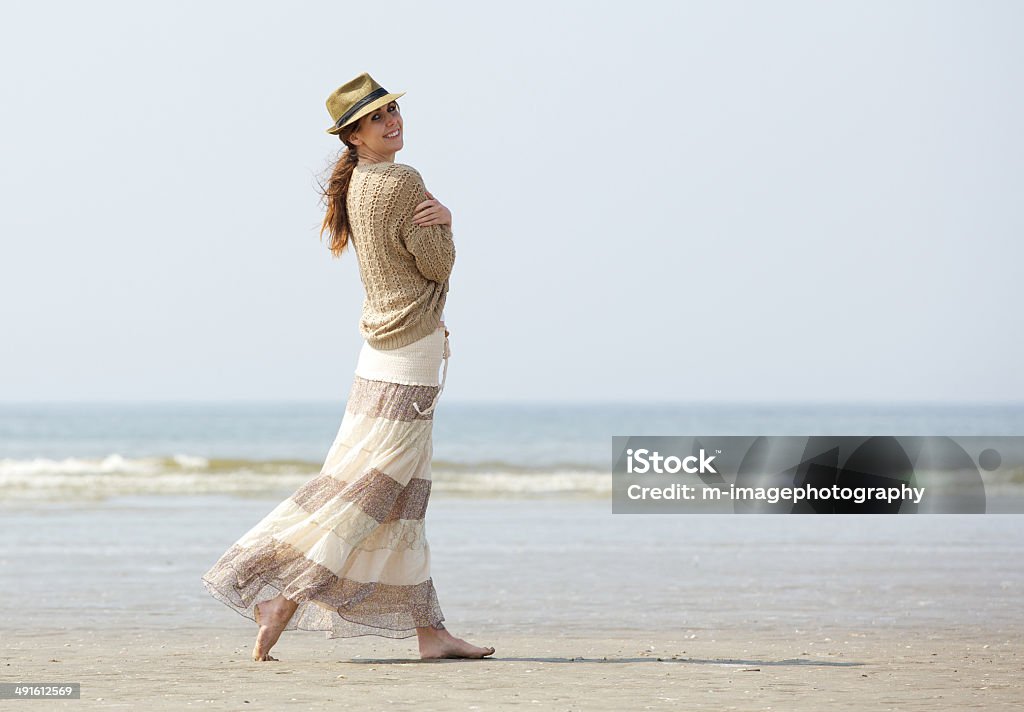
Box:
[252,594,299,662]
[417,624,495,660]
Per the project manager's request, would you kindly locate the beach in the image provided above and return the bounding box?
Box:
[3,402,1023,709]
[7,625,1020,710]
[3,495,1022,710]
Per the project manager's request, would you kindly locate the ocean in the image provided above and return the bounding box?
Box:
[1,401,1022,503]
[2,401,1022,638]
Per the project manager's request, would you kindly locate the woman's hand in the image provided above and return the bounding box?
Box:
[414,189,452,228]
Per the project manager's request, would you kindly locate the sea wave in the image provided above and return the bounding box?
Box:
[0,453,611,502]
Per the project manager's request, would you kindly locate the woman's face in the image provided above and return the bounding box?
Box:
[350,101,403,158]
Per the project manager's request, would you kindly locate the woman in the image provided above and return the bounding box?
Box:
[201,73,495,662]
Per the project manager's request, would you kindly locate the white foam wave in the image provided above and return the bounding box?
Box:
[171,454,210,468]
[0,454,169,477]
[0,454,610,502]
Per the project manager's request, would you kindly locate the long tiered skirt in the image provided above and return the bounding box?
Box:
[201,325,450,639]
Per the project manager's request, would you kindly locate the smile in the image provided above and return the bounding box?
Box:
[384,129,401,138]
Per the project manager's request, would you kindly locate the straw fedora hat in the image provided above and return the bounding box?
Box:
[325,72,405,135]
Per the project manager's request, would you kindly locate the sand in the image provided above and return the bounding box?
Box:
[4,623,1022,710]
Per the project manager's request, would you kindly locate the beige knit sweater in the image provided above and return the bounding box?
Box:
[346,161,456,350]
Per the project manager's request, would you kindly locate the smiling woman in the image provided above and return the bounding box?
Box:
[201,72,493,663]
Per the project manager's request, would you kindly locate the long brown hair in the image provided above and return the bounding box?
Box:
[317,122,362,258]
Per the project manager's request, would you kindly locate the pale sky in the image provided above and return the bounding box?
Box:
[1,1,1021,403]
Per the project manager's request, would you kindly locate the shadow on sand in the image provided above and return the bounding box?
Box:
[343,655,865,668]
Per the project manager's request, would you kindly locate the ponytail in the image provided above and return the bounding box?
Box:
[318,127,361,258]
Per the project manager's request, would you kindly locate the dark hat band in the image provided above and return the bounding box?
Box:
[334,87,391,129]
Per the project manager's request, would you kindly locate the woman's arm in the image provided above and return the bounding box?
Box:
[394,168,456,283]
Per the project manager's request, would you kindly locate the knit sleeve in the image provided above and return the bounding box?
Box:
[393,167,456,283]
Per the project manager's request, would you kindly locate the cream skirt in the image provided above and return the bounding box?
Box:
[201,325,451,639]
